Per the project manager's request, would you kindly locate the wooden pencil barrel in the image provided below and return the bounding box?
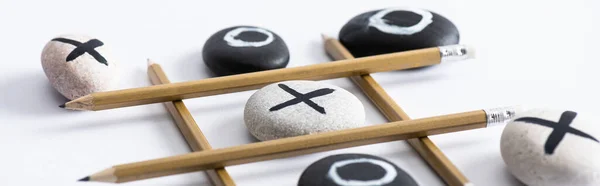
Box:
[68,47,441,111]
[147,63,236,186]
[108,110,486,183]
[324,37,471,186]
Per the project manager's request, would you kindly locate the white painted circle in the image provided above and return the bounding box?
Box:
[368,7,433,35]
[223,27,275,47]
[327,158,398,186]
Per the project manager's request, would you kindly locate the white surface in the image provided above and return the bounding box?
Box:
[0,0,598,185]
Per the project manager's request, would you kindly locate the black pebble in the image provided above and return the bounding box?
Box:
[203,25,290,76]
[339,8,459,58]
[298,153,419,186]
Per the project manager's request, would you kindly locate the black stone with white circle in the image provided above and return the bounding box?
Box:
[298,153,418,186]
[202,25,290,76]
[339,7,459,58]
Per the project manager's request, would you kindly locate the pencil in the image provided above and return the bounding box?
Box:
[322,34,471,186]
[63,45,473,111]
[146,60,235,186]
[81,106,518,183]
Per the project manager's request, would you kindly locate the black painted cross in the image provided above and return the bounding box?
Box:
[52,38,108,66]
[269,84,335,114]
[515,111,598,155]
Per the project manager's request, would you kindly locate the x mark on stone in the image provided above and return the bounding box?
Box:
[52,38,108,66]
[269,84,335,114]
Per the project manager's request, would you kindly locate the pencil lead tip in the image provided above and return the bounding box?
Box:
[147,59,155,66]
[321,33,330,41]
[78,176,90,182]
[59,104,65,108]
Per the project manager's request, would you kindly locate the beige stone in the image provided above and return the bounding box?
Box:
[41,34,118,100]
[501,108,600,186]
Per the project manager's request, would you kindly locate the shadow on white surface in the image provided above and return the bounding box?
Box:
[371,68,447,86]
[202,113,260,148]
[228,141,441,185]
[501,167,526,186]
[41,110,173,132]
[0,72,69,116]
[458,148,526,186]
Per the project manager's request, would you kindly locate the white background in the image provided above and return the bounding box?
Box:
[1,0,599,185]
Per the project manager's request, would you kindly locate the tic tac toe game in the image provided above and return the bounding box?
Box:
[1,1,599,186]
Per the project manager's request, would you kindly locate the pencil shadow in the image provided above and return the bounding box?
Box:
[0,72,71,116]
[173,181,215,186]
[230,142,423,183]
[44,99,247,134]
[457,149,526,186]
[43,109,170,133]
[369,72,446,88]
[202,114,259,148]
[503,167,527,186]
[147,179,214,186]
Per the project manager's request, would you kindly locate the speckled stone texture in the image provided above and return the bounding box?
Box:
[501,108,600,186]
[244,80,365,141]
[41,34,118,100]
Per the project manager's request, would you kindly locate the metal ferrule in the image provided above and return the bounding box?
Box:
[438,45,470,62]
[483,106,520,127]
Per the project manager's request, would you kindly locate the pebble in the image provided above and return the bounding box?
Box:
[41,34,118,100]
[501,108,600,186]
[298,153,419,186]
[244,80,365,141]
[338,7,460,57]
[203,25,290,76]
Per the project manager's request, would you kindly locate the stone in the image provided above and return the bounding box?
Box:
[41,34,119,100]
[339,7,460,58]
[244,80,365,141]
[298,153,419,186]
[500,108,600,186]
[202,25,290,76]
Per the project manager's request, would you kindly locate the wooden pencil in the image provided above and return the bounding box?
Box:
[81,106,517,183]
[322,34,471,186]
[146,60,236,186]
[63,45,473,111]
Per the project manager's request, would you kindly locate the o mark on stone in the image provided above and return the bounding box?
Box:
[51,38,108,66]
[269,84,334,114]
[327,158,398,186]
[515,111,599,155]
[223,27,275,47]
[368,7,433,35]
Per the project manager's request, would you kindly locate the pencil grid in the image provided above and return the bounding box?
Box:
[150,39,465,186]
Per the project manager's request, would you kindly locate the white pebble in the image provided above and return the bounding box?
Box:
[244,80,365,141]
[501,108,600,186]
[41,34,118,100]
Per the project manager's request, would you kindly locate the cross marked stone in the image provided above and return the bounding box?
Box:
[244,80,365,141]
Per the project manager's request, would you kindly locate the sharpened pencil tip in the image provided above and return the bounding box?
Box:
[147,59,155,66]
[59,104,65,108]
[321,33,331,41]
[78,176,90,182]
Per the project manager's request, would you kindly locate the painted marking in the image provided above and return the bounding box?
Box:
[223,27,274,47]
[52,38,108,66]
[515,111,598,154]
[368,7,433,35]
[269,84,334,114]
[327,158,397,186]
